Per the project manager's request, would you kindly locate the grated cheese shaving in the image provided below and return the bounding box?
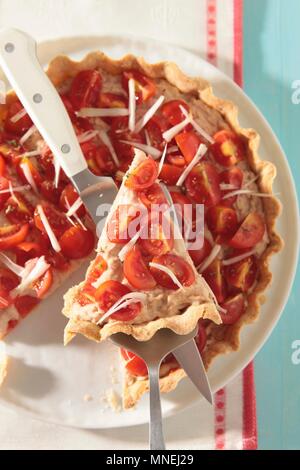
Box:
[10,107,27,123]
[149,262,183,289]
[197,244,221,273]
[120,140,162,159]
[176,143,207,186]
[134,95,165,133]
[14,256,50,294]
[66,197,83,217]
[0,184,29,195]
[128,78,136,132]
[222,249,257,266]
[77,130,99,144]
[37,205,61,252]
[222,189,277,200]
[20,162,38,194]
[19,125,37,146]
[98,130,120,166]
[97,292,146,325]
[0,253,24,276]
[179,105,214,144]
[77,108,129,118]
[162,116,190,142]
[118,229,142,262]
[158,143,168,175]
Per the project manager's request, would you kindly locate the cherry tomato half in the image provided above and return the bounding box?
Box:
[4,101,33,135]
[123,246,156,290]
[224,255,257,292]
[95,280,141,322]
[202,258,227,303]
[59,226,95,260]
[161,100,189,126]
[125,158,158,191]
[175,131,202,163]
[121,349,148,377]
[138,183,167,209]
[228,212,265,249]
[150,253,195,290]
[0,223,29,249]
[122,70,156,103]
[210,130,246,167]
[69,70,102,110]
[219,293,246,324]
[185,162,221,208]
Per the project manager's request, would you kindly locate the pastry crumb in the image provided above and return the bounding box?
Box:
[105,388,122,413]
[83,393,93,402]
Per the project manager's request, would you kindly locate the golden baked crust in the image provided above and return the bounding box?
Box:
[45,51,282,407]
[0,355,8,388]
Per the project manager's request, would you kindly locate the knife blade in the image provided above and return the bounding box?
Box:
[0,28,118,235]
[173,339,213,404]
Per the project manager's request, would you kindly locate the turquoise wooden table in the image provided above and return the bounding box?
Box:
[244,0,300,450]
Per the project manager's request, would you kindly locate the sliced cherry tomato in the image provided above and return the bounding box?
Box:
[161,100,189,126]
[195,322,207,353]
[0,287,13,309]
[123,246,156,290]
[220,294,246,325]
[224,255,257,292]
[0,176,9,210]
[0,223,29,249]
[40,179,65,205]
[59,226,95,260]
[14,295,40,317]
[0,268,19,291]
[202,258,227,303]
[138,183,167,209]
[166,153,186,167]
[4,193,34,224]
[83,254,108,297]
[69,70,102,110]
[4,101,33,135]
[150,253,195,290]
[39,145,56,179]
[159,164,183,186]
[122,70,156,103]
[188,237,212,268]
[220,167,243,206]
[16,157,42,187]
[98,92,127,109]
[107,204,142,244]
[59,183,85,218]
[110,116,144,161]
[170,191,195,238]
[0,154,6,176]
[95,280,141,321]
[45,250,70,272]
[210,130,246,167]
[175,131,202,163]
[121,349,148,377]
[185,162,221,207]
[139,211,174,257]
[206,205,238,239]
[60,94,77,121]
[125,158,158,191]
[81,141,116,176]
[14,228,50,266]
[145,116,167,150]
[34,202,70,238]
[228,212,265,249]
[32,268,53,299]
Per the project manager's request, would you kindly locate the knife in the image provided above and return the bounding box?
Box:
[0,28,118,235]
[0,28,213,405]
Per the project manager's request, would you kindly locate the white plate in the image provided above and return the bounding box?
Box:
[0,35,298,429]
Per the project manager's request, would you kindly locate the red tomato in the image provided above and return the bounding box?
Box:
[139,212,174,257]
[16,157,42,187]
[170,191,195,237]
[0,176,9,210]
[125,158,158,191]
[59,183,85,218]
[40,179,65,205]
[206,205,238,239]
[161,100,189,126]
[210,130,246,167]
[81,141,116,176]
[95,280,141,322]
[45,250,70,272]
[4,101,33,135]
[83,254,108,295]
[145,117,167,150]
[123,246,156,290]
[60,94,77,121]
[150,253,195,290]
[188,238,212,268]
[4,193,34,224]
[0,287,13,309]
[122,70,156,103]
[166,153,186,167]
[34,202,70,238]
[224,255,257,292]
[175,131,202,163]
[220,294,246,325]
[14,228,50,266]
[98,92,127,109]
[14,295,40,317]
[138,183,167,209]
[202,258,227,303]
[220,167,243,206]
[59,226,95,260]
[159,164,183,186]
[107,204,142,244]
[228,213,265,249]
[39,145,56,179]
[0,223,29,249]
[195,322,207,353]
[33,268,53,299]
[0,154,6,176]
[121,349,148,377]
[69,70,102,110]
[185,162,221,207]
[0,268,19,291]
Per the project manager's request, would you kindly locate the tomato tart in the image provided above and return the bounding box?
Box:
[0,50,282,408]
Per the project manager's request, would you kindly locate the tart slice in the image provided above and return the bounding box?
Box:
[63,150,221,344]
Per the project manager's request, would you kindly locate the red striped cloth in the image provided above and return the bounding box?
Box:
[205,0,257,450]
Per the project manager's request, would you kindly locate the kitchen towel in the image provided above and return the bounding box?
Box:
[0,0,257,450]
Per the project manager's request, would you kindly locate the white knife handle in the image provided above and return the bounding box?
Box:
[0,28,87,178]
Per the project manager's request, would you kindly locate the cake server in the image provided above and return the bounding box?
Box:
[0,28,118,235]
[0,28,213,406]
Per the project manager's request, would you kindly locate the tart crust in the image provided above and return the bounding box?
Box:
[45,51,282,408]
